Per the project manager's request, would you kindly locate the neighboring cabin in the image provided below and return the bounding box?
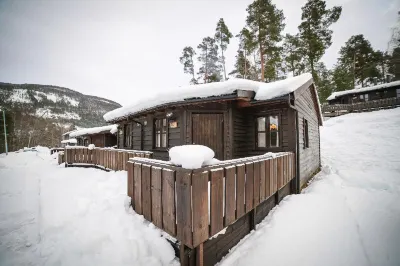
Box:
[104,73,323,188]
[69,125,118,148]
[327,81,400,105]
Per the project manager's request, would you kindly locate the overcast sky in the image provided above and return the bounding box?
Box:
[0,0,399,105]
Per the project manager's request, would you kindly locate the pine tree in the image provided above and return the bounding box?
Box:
[236,28,257,79]
[229,50,251,78]
[298,0,342,80]
[331,64,353,92]
[215,18,233,81]
[314,62,333,102]
[388,47,400,81]
[197,37,221,83]
[179,46,197,84]
[246,0,285,82]
[282,34,305,76]
[338,34,378,87]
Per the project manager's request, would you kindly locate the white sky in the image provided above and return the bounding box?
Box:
[0,0,399,105]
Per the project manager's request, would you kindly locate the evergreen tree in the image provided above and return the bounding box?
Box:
[298,0,342,80]
[229,50,251,78]
[197,37,221,83]
[264,47,284,82]
[246,0,285,82]
[236,27,257,80]
[215,18,233,81]
[388,47,400,81]
[179,46,197,84]
[282,34,305,76]
[331,64,353,92]
[314,62,333,102]
[338,34,378,87]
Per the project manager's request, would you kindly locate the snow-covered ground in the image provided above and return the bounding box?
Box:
[219,108,400,266]
[1,108,400,266]
[0,148,177,266]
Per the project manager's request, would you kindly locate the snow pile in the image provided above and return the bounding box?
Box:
[327,80,400,101]
[70,125,118,138]
[169,145,215,169]
[88,144,95,150]
[0,147,178,266]
[104,73,312,121]
[61,138,77,144]
[219,108,400,266]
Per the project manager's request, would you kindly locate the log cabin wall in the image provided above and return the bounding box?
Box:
[232,104,296,159]
[89,134,105,147]
[294,85,321,188]
[328,85,400,105]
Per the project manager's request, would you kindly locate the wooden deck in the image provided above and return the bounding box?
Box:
[64,147,152,171]
[322,97,400,117]
[127,152,296,265]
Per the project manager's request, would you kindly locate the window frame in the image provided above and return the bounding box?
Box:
[255,114,281,149]
[154,117,168,149]
[123,123,132,148]
[303,118,309,149]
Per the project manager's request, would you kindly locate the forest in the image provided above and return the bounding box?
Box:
[179,0,400,102]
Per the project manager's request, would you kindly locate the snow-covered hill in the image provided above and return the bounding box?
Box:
[0,82,121,128]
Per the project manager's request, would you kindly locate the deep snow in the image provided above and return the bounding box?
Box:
[1,108,400,266]
[0,148,177,266]
[219,108,400,266]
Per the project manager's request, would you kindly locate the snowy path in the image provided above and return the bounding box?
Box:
[0,148,177,266]
[219,108,400,266]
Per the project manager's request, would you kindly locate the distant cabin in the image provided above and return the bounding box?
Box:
[69,125,117,148]
[104,74,323,188]
[327,81,400,105]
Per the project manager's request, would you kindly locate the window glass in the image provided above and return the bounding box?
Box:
[258,133,266,147]
[256,115,279,148]
[365,94,369,101]
[257,117,266,131]
[270,115,279,147]
[155,118,167,148]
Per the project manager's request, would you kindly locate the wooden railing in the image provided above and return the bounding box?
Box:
[322,97,400,114]
[65,147,152,171]
[127,152,295,251]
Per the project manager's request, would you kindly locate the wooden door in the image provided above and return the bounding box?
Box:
[192,113,224,160]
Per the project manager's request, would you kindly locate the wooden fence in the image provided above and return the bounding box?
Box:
[127,152,296,264]
[322,97,400,116]
[65,147,152,171]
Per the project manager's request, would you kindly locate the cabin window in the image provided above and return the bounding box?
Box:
[256,115,279,148]
[360,95,364,100]
[154,118,167,148]
[397,89,400,98]
[365,94,369,101]
[303,118,309,149]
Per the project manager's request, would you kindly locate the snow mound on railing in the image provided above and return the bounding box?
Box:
[169,145,215,169]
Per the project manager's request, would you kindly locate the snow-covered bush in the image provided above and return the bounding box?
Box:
[88,144,95,150]
[169,145,214,169]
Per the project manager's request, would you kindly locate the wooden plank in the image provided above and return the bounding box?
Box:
[192,171,209,247]
[224,166,236,226]
[277,156,284,189]
[245,162,254,213]
[162,169,176,236]
[270,158,278,194]
[176,170,193,247]
[196,243,204,266]
[259,160,266,201]
[265,159,271,198]
[141,164,152,221]
[123,152,128,170]
[236,164,245,218]
[253,161,261,206]
[134,163,142,214]
[210,168,224,236]
[151,167,163,229]
[127,162,134,198]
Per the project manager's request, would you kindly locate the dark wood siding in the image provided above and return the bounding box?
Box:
[132,123,142,150]
[90,134,104,147]
[232,104,295,158]
[295,85,321,187]
[329,85,400,105]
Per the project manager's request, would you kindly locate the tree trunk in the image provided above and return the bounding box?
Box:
[205,48,208,83]
[222,48,226,80]
[190,56,195,81]
[253,52,258,81]
[260,43,264,82]
[244,50,247,79]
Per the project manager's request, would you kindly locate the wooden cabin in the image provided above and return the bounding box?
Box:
[105,74,323,187]
[69,125,117,148]
[327,81,400,105]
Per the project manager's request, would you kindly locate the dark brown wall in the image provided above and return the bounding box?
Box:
[294,85,321,187]
[89,133,116,147]
[231,104,295,158]
[329,85,400,105]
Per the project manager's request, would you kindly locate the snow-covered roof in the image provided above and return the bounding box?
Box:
[61,138,77,144]
[104,73,313,122]
[62,130,77,136]
[69,125,118,138]
[327,80,400,101]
